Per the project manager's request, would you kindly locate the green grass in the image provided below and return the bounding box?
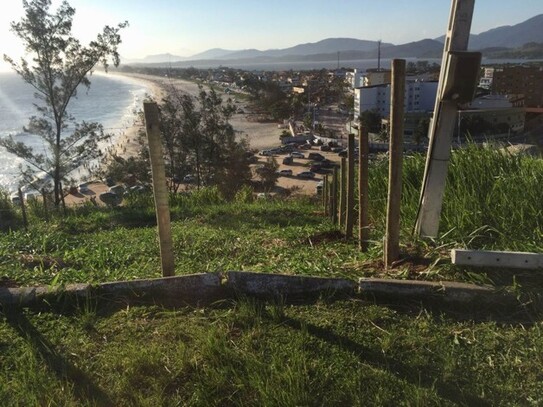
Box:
[1,300,543,406]
[367,144,543,251]
[2,144,542,287]
[1,145,543,405]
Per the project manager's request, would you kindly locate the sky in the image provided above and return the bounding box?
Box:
[1,0,542,69]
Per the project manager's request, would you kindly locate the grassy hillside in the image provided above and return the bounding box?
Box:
[1,145,543,405]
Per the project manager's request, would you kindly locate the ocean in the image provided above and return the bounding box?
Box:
[0,71,151,194]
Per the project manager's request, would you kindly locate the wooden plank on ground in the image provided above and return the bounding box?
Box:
[451,249,543,269]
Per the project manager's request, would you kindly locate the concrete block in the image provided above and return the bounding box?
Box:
[94,273,224,306]
[226,271,356,301]
[0,284,91,308]
[358,278,515,305]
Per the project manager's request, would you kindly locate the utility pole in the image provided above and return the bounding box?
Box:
[377,40,381,71]
[414,0,479,238]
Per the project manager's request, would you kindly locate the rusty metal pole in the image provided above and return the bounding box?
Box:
[385,59,406,267]
[144,102,175,277]
[358,126,370,251]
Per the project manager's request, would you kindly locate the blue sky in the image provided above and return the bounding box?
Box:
[1,0,542,66]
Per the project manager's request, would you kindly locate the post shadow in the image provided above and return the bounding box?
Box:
[3,309,114,406]
[278,315,490,406]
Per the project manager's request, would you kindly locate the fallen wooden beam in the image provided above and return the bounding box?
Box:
[451,249,543,269]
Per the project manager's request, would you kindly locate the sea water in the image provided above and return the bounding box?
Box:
[0,71,151,193]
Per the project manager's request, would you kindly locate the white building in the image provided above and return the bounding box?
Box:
[354,80,438,118]
[345,69,364,90]
[478,67,494,89]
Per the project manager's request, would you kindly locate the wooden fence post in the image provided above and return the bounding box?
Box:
[323,174,329,215]
[358,126,370,251]
[385,59,406,267]
[41,188,49,222]
[345,134,355,239]
[18,188,28,231]
[331,167,338,225]
[339,157,347,230]
[144,102,175,277]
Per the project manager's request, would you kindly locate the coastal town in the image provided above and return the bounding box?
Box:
[64,59,541,205]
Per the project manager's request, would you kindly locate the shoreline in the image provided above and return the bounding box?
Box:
[112,71,282,153]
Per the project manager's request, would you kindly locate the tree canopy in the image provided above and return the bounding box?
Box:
[1,0,127,206]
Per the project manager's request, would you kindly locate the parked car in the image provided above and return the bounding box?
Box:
[277,169,293,176]
[282,156,294,165]
[320,159,336,168]
[320,145,331,152]
[331,146,343,153]
[290,151,305,159]
[309,164,322,173]
[308,152,325,161]
[183,174,196,183]
[77,183,90,194]
[338,149,348,158]
[297,171,316,179]
[109,184,125,196]
[259,150,273,156]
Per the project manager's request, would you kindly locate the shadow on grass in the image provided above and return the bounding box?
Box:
[281,315,491,406]
[4,309,114,406]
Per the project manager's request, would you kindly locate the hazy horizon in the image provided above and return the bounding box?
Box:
[1,0,542,71]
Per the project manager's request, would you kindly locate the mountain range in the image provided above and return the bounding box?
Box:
[126,14,543,66]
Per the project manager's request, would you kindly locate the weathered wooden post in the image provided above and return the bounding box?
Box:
[338,157,347,230]
[144,101,175,277]
[18,188,27,230]
[345,133,355,238]
[358,126,370,252]
[41,188,49,222]
[331,167,338,225]
[323,174,329,215]
[385,59,406,267]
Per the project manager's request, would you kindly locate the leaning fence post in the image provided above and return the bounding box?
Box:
[385,59,406,267]
[358,126,370,252]
[144,101,175,277]
[345,134,355,239]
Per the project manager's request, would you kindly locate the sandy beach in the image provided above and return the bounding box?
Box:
[116,73,282,153]
[65,72,292,205]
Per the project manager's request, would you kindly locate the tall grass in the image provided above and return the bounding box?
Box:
[367,145,543,250]
[0,190,20,231]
